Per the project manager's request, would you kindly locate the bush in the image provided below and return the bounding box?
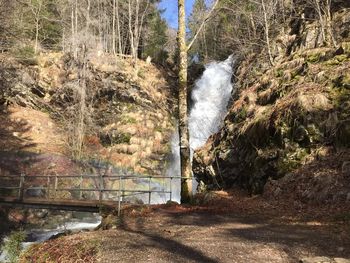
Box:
[100,132,132,146]
[11,46,37,66]
[1,230,27,263]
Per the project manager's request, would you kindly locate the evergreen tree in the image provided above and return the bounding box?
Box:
[143,8,168,64]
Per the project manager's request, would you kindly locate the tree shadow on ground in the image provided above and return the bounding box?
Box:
[0,106,38,176]
[0,59,39,176]
[0,109,41,199]
[160,212,350,261]
[225,222,350,261]
[118,218,220,263]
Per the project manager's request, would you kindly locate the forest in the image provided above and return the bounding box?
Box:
[0,0,350,262]
[1,0,340,65]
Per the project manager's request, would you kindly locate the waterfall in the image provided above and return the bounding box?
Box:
[189,55,235,151]
[167,55,235,203]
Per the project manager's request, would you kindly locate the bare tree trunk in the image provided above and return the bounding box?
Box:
[86,0,91,32]
[127,0,149,62]
[98,0,103,51]
[74,45,88,160]
[261,0,274,65]
[136,0,150,59]
[116,0,122,54]
[74,0,78,58]
[315,0,327,45]
[177,0,219,203]
[250,13,257,39]
[203,26,208,60]
[134,0,139,61]
[62,28,66,52]
[35,18,39,54]
[29,0,43,54]
[178,0,192,203]
[187,0,219,51]
[123,30,129,55]
[213,26,217,58]
[112,0,116,54]
[325,0,337,47]
[128,0,136,59]
[71,2,75,56]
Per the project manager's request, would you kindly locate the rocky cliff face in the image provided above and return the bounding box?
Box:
[0,52,175,177]
[193,4,350,204]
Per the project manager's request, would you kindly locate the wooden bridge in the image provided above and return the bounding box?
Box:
[0,174,181,214]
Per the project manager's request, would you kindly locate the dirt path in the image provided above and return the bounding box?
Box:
[95,211,350,263]
[20,191,350,263]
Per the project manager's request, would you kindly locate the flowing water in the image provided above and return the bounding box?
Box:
[0,211,101,262]
[167,55,236,202]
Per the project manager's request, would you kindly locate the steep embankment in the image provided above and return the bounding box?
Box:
[193,4,350,209]
[0,52,175,178]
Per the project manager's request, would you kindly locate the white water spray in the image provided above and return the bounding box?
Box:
[167,55,235,202]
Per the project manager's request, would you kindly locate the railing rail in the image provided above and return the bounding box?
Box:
[0,174,190,214]
[0,175,189,179]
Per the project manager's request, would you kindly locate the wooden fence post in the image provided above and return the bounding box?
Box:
[47,175,50,199]
[122,177,125,202]
[117,175,122,217]
[79,175,83,200]
[169,177,172,201]
[54,175,58,199]
[18,173,25,200]
[148,176,152,205]
[99,174,103,203]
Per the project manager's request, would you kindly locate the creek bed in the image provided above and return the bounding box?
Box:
[0,210,101,262]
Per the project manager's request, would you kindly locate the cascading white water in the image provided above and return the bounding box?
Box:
[167,55,235,202]
[189,55,235,151]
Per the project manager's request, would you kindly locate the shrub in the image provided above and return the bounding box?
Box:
[1,230,27,263]
[11,46,37,65]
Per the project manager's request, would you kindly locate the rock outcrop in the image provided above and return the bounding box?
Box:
[193,3,350,203]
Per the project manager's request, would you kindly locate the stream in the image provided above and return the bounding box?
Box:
[0,211,101,262]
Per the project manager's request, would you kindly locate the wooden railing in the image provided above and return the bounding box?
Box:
[0,174,185,214]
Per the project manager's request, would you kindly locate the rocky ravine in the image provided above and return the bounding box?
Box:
[193,3,350,207]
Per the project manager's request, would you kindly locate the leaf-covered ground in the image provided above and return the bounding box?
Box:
[20,191,350,263]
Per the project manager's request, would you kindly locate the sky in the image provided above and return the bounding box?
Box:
[158,0,195,29]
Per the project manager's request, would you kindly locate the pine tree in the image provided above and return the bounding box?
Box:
[143,7,168,64]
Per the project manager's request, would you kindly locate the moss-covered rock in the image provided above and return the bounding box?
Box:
[324,54,349,66]
[305,48,334,63]
[341,42,350,53]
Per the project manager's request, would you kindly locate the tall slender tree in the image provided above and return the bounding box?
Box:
[178,0,219,203]
[178,0,192,203]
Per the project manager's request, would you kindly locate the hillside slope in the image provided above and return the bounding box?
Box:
[193,3,350,210]
[0,52,175,178]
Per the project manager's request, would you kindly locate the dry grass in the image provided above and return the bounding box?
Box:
[0,106,66,154]
[20,235,101,263]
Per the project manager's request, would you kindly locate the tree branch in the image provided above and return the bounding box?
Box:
[186,0,220,52]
